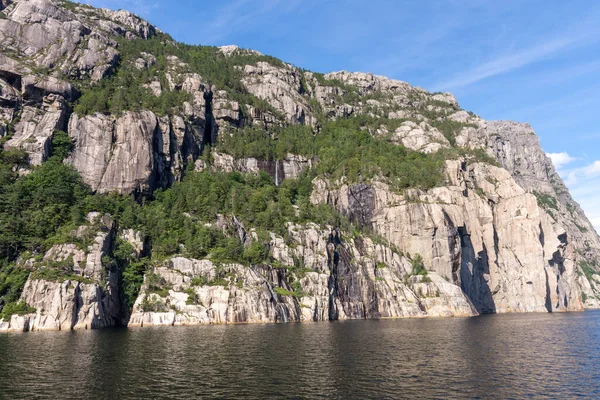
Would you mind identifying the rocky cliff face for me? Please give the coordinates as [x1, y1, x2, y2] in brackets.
[129, 224, 476, 327]
[1, 0, 599, 331]
[0, 213, 124, 332]
[455, 117, 600, 306]
[0, 0, 156, 163]
[310, 161, 582, 314]
[200, 152, 312, 184]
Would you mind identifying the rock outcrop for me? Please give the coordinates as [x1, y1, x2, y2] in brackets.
[129, 224, 476, 327]
[0, 213, 123, 333]
[1, 0, 599, 332]
[0, 0, 142, 82]
[0, 0, 160, 161]
[310, 160, 582, 314]
[387, 120, 450, 153]
[202, 152, 312, 184]
[4, 93, 66, 164]
[456, 119, 600, 306]
[241, 62, 316, 126]
[68, 110, 210, 194]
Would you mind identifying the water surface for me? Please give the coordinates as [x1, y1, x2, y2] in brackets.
[2, 311, 600, 399]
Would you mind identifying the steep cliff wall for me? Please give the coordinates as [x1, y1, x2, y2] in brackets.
[129, 224, 476, 327]
[1, 0, 599, 331]
[310, 161, 582, 314]
[0, 213, 124, 332]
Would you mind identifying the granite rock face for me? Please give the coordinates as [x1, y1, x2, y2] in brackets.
[241, 62, 316, 126]
[4, 93, 66, 165]
[388, 120, 450, 153]
[68, 111, 158, 194]
[1, 0, 600, 331]
[68, 110, 209, 195]
[456, 119, 600, 307]
[0, 0, 153, 78]
[310, 161, 583, 314]
[129, 224, 476, 327]
[0, 0, 158, 160]
[0, 213, 123, 333]
[205, 152, 312, 184]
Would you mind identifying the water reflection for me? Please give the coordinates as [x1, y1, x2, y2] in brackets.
[1, 312, 600, 399]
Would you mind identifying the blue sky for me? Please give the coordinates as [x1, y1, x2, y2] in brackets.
[86, 0, 600, 231]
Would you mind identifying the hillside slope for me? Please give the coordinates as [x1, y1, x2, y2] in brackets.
[0, 0, 599, 331]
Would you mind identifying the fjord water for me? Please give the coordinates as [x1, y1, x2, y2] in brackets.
[1, 312, 600, 399]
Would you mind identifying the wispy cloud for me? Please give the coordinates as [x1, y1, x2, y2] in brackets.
[582, 161, 600, 177]
[547, 152, 577, 170]
[500, 83, 600, 125]
[438, 37, 584, 90]
[208, 0, 252, 31]
[558, 159, 600, 232]
[435, 10, 600, 91]
[200, 0, 304, 44]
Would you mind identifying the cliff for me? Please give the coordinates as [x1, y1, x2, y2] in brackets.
[0, 0, 599, 332]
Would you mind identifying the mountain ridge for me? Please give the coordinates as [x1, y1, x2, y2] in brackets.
[0, 0, 599, 332]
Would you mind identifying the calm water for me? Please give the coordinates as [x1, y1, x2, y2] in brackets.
[1, 312, 600, 399]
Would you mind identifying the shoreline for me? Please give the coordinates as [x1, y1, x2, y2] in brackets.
[2, 308, 594, 334]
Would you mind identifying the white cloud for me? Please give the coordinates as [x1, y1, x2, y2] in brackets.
[582, 160, 600, 176]
[438, 37, 576, 90]
[547, 152, 577, 170]
[435, 12, 600, 91]
[558, 160, 600, 233]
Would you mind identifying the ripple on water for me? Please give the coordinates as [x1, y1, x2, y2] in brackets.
[1, 311, 600, 399]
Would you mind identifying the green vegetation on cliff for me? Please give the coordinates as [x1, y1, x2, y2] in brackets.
[127, 169, 348, 260]
[0, 300, 36, 321]
[217, 117, 497, 192]
[0, 134, 92, 311]
[0, 4, 523, 319]
[0, 136, 89, 262]
[0, 144, 351, 313]
[73, 34, 286, 118]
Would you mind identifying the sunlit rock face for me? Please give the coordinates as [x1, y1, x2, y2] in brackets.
[1, 0, 600, 332]
[311, 161, 583, 314]
[129, 224, 477, 328]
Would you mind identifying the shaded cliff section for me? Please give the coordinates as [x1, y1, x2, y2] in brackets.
[457, 121, 600, 307]
[124, 223, 475, 329]
[67, 109, 212, 196]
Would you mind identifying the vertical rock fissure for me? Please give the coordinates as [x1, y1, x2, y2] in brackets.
[202, 91, 215, 152]
[443, 211, 461, 285]
[544, 267, 553, 312]
[95, 119, 117, 192]
[327, 230, 341, 321]
[347, 184, 375, 229]
[458, 226, 496, 314]
[71, 284, 81, 330]
[274, 280, 290, 323]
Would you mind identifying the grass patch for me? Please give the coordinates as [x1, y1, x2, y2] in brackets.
[0, 301, 36, 321]
[534, 191, 558, 210]
[274, 287, 299, 297]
